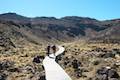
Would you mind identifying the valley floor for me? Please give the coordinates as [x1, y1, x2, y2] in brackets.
[0, 41, 120, 80]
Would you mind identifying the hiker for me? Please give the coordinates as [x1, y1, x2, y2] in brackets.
[46, 45, 51, 57]
[52, 45, 56, 56]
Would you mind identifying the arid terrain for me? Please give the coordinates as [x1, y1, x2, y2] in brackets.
[0, 13, 120, 80]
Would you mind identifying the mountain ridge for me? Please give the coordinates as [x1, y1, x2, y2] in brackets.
[0, 12, 120, 44]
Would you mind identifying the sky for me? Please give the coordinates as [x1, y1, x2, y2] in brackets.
[0, 0, 120, 20]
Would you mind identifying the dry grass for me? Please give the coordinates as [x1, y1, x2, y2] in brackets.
[0, 40, 120, 80]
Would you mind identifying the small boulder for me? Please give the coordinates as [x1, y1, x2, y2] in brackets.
[108, 69, 119, 78]
[33, 56, 44, 63]
[99, 52, 115, 58]
[72, 59, 81, 70]
[95, 67, 120, 80]
[0, 73, 7, 80]
[0, 60, 14, 70]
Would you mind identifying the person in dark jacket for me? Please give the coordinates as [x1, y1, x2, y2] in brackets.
[52, 45, 56, 56]
[47, 45, 51, 57]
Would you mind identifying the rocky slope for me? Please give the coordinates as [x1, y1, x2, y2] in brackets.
[0, 13, 120, 43]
